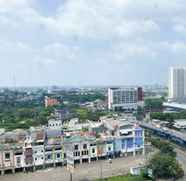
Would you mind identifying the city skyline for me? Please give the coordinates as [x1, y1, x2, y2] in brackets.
[1, 0, 186, 86]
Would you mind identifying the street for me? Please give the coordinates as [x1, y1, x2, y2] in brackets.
[176, 148, 186, 181]
[0, 155, 146, 181]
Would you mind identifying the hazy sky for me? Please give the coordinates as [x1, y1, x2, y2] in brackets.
[0, 0, 186, 87]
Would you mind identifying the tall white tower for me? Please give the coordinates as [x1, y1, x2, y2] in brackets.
[169, 67, 186, 102]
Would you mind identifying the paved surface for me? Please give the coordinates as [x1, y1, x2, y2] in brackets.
[140, 122, 186, 141]
[0, 155, 146, 181]
[176, 148, 186, 181]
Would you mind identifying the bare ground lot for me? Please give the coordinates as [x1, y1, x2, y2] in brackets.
[0, 155, 146, 181]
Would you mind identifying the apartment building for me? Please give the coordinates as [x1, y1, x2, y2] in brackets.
[108, 87, 143, 111]
[169, 67, 186, 102]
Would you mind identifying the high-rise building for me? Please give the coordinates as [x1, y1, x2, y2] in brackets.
[169, 67, 186, 102]
[108, 87, 143, 111]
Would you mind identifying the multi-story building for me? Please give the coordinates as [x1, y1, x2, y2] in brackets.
[48, 119, 62, 130]
[64, 136, 95, 165]
[169, 67, 186, 102]
[114, 123, 144, 156]
[23, 136, 33, 170]
[54, 109, 72, 122]
[0, 145, 15, 175]
[45, 96, 59, 108]
[14, 146, 24, 170]
[108, 87, 143, 111]
[32, 131, 45, 169]
[45, 144, 65, 167]
[0, 119, 145, 175]
[45, 130, 65, 167]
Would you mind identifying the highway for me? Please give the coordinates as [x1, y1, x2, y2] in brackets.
[140, 122, 186, 146]
[140, 121, 186, 180]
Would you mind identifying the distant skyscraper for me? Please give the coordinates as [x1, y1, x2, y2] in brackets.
[169, 67, 186, 102]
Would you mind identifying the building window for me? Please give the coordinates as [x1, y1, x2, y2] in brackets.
[83, 144, 87, 149]
[57, 153, 61, 158]
[47, 154, 51, 160]
[82, 150, 88, 155]
[92, 148, 95, 153]
[74, 145, 79, 150]
[35, 158, 37, 161]
[74, 151, 80, 157]
[17, 157, 21, 164]
[5, 153, 10, 160]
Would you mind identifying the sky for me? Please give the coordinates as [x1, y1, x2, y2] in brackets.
[0, 0, 186, 87]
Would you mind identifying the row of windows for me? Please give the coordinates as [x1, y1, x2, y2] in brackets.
[73, 151, 80, 157]
[34, 153, 66, 161]
[73, 150, 89, 156]
[135, 131, 143, 137]
[74, 144, 87, 150]
[82, 150, 88, 156]
[49, 123, 62, 127]
[34, 150, 44, 154]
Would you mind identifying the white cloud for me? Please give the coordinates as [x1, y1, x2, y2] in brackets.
[0, 0, 186, 85]
[173, 24, 186, 33]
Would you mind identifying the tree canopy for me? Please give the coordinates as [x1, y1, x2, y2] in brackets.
[149, 138, 184, 180]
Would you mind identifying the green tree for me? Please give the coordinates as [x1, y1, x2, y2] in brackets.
[145, 98, 163, 112]
[151, 138, 176, 157]
[149, 153, 184, 180]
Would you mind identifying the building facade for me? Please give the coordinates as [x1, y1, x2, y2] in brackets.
[0, 122, 145, 175]
[169, 67, 186, 102]
[108, 87, 143, 111]
[45, 96, 59, 108]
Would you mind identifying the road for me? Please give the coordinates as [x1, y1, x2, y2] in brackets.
[176, 148, 186, 181]
[0, 155, 146, 181]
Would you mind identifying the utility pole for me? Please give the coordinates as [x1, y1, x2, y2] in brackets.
[70, 171, 72, 181]
[100, 160, 103, 180]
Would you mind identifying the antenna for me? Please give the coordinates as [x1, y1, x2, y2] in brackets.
[12, 74, 16, 90]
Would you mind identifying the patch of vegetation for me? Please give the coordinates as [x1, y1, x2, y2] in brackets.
[95, 175, 151, 181]
[144, 97, 164, 112]
[0, 90, 106, 130]
[148, 138, 184, 180]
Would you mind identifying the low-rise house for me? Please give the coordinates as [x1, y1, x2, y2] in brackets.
[96, 140, 107, 158]
[32, 131, 45, 168]
[134, 127, 145, 155]
[48, 119, 62, 130]
[64, 135, 95, 164]
[53, 144, 65, 166]
[0, 116, 145, 175]
[114, 123, 144, 156]
[0, 144, 15, 175]
[54, 108, 72, 122]
[105, 139, 114, 157]
[14, 146, 24, 170]
[89, 142, 97, 160]
[45, 136, 65, 167]
[23, 136, 33, 170]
